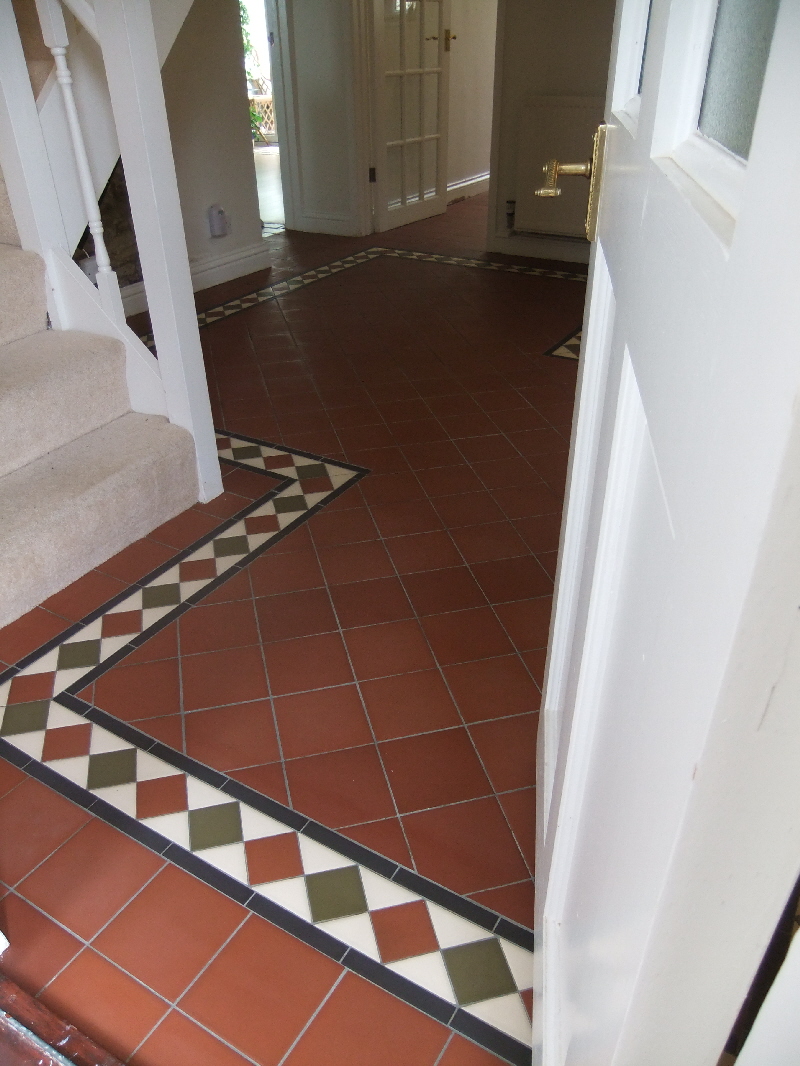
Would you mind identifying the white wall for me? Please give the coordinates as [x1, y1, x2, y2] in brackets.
[446, 0, 498, 197]
[487, 0, 616, 261]
[158, 0, 267, 294]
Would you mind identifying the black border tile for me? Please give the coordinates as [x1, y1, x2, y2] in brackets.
[450, 1008, 532, 1066]
[342, 947, 456, 1025]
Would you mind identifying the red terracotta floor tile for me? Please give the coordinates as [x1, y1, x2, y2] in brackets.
[469, 881, 536, 929]
[369, 499, 444, 538]
[438, 1034, 510, 1066]
[432, 491, 507, 529]
[0, 778, 91, 886]
[18, 819, 164, 940]
[274, 685, 373, 758]
[442, 656, 540, 722]
[182, 646, 269, 711]
[131, 1009, 253, 1066]
[360, 471, 426, 507]
[0, 760, 26, 800]
[470, 557, 552, 603]
[494, 596, 552, 652]
[198, 567, 253, 605]
[317, 540, 395, 584]
[499, 788, 536, 872]
[384, 531, 462, 574]
[522, 647, 547, 688]
[94, 865, 246, 1001]
[148, 509, 221, 550]
[422, 608, 513, 667]
[401, 567, 486, 617]
[41, 570, 129, 623]
[40, 948, 169, 1061]
[285, 745, 395, 827]
[0, 608, 69, 666]
[264, 631, 354, 695]
[228, 763, 289, 805]
[449, 522, 529, 564]
[491, 483, 562, 522]
[372, 899, 439, 963]
[283, 972, 448, 1066]
[0, 894, 83, 996]
[330, 576, 414, 628]
[380, 729, 493, 813]
[359, 669, 461, 740]
[96, 539, 177, 584]
[130, 713, 184, 750]
[457, 435, 519, 464]
[342, 817, 414, 867]
[178, 916, 342, 1065]
[94, 658, 182, 721]
[121, 623, 179, 666]
[344, 619, 435, 680]
[308, 506, 379, 548]
[255, 588, 337, 642]
[178, 600, 260, 655]
[184, 700, 280, 770]
[249, 550, 325, 596]
[402, 796, 530, 895]
[468, 714, 537, 793]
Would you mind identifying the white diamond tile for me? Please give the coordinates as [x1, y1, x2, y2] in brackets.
[141, 811, 191, 848]
[463, 993, 532, 1046]
[19, 650, 58, 674]
[89, 726, 133, 755]
[361, 869, 420, 912]
[387, 952, 456, 1004]
[46, 704, 86, 730]
[45, 754, 89, 786]
[426, 903, 489, 949]
[93, 782, 138, 817]
[186, 777, 230, 810]
[53, 668, 91, 694]
[137, 751, 184, 781]
[196, 842, 249, 881]
[298, 837, 354, 874]
[240, 806, 295, 841]
[499, 938, 534, 991]
[7, 730, 46, 760]
[253, 875, 312, 921]
[318, 913, 380, 960]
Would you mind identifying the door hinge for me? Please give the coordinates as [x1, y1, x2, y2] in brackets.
[368, 167, 376, 183]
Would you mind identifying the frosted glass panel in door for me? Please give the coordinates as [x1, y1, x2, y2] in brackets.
[698, 0, 781, 159]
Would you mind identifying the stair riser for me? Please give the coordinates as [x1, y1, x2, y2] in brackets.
[0, 246, 47, 346]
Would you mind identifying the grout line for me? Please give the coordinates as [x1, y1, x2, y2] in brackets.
[274, 969, 347, 1066]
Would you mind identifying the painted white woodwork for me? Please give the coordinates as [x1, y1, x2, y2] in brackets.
[487, 0, 615, 263]
[445, 0, 496, 199]
[370, 0, 452, 231]
[92, 0, 221, 502]
[736, 921, 800, 1065]
[266, 0, 372, 236]
[538, 0, 800, 1062]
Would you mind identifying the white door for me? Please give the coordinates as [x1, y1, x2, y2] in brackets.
[371, 0, 451, 231]
[537, 0, 800, 1063]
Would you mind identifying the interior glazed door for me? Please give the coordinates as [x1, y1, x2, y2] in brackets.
[537, 0, 800, 1063]
[371, 0, 451, 231]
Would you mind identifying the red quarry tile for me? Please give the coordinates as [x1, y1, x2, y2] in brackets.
[379, 729, 492, 813]
[149, 510, 221, 550]
[343, 817, 414, 867]
[0, 894, 82, 996]
[384, 530, 462, 574]
[416, 468, 495, 507]
[338, 423, 396, 451]
[470, 881, 535, 929]
[256, 588, 337, 642]
[330, 576, 414, 628]
[96, 538, 177, 584]
[347, 445, 410, 474]
[18, 819, 163, 939]
[42, 570, 128, 622]
[264, 631, 354, 695]
[471, 457, 543, 491]
[229, 763, 289, 805]
[8, 671, 54, 704]
[179, 916, 341, 1065]
[182, 646, 269, 711]
[469, 714, 537, 793]
[40, 948, 168, 1061]
[40, 723, 91, 762]
[401, 567, 486, 617]
[132, 1009, 253, 1066]
[494, 597, 552, 651]
[137, 775, 189, 819]
[249, 550, 325, 596]
[285, 745, 395, 827]
[422, 608, 513, 667]
[194, 491, 253, 521]
[470, 557, 552, 603]
[491, 483, 562, 522]
[199, 568, 254, 605]
[0, 608, 68, 666]
[457, 435, 519, 463]
[94, 865, 246, 1001]
[438, 1034, 510, 1066]
[0, 760, 26, 799]
[499, 788, 536, 872]
[283, 971, 448, 1066]
[369, 498, 444, 538]
[360, 669, 460, 740]
[121, 622, 179, 665]
[245, 833, 304, 885]
[401, 440, 465, 469]
[360, 471, 426, 507]
[0, 778, 91, 886]
[449, 522, 529, 564]
[389, 418, 448, 447]
[344, 619, 435, 680]
[275, 685, 372, 758]
[376, 398, 430, 423]
[308, 506, 378, 548]
[443, 655, 540, 722]
[222, 466, 273, 499]
[522, 648, 547, 687]
[317, 540, 395, 585]
[101, 610, 143, 639]
[372, 899, 440, 963]
[402, 796, 530, 894]
[433, 491, 506, 529]
[94, 658, 181, 721]
[131, 713, 184, 749]
[178, 601, 260, 655]
[184, 700, 280, 770]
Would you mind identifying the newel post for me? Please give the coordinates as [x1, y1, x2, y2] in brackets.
[92, 0, 223, 502]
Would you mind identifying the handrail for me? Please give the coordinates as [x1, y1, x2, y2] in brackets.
[60, 0, 99, 41]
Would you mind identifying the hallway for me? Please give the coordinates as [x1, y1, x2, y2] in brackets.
[0, 196, 585, 1066]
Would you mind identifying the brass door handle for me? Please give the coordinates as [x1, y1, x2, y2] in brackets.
[444, 29, 457, 50]
[534, 125, 610, 242]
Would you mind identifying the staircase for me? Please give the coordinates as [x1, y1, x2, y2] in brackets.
[0, 167, 199, 629]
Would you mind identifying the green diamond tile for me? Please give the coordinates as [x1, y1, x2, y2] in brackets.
[442, 939, 517, 1006]
[274, 496, 309, 514]
[189, 802, 243, 851]
[213, 535, 250, 557]
[295, 463, 328, 481]
[142, 584, 182, 609]
[1, 700, 50, 735]
[57, 640, 102, 670]
[232, 445, 262, 460]
[87, 748, 138, 790]
[305, 865, 368, 923]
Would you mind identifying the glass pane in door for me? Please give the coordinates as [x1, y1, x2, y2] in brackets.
[698, 0, 781, 159]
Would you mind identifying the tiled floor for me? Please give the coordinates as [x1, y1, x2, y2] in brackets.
[0, 194, 584, 1065]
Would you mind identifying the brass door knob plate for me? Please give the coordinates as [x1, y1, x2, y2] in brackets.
[533, 125, 610, 242]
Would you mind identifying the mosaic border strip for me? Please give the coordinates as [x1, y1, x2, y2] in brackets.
[0, 433, 534, 1066]
[542, 326, 582, 362]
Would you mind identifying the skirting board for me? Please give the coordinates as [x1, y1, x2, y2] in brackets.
[120, 239, 275, 315]
[486, 230, 590, 264]
[447, 172, 491, 199]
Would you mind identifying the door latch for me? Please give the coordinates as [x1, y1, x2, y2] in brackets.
[534, 124, 610, 241]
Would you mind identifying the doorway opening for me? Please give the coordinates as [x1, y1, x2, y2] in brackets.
[240, 0, 285, 235]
